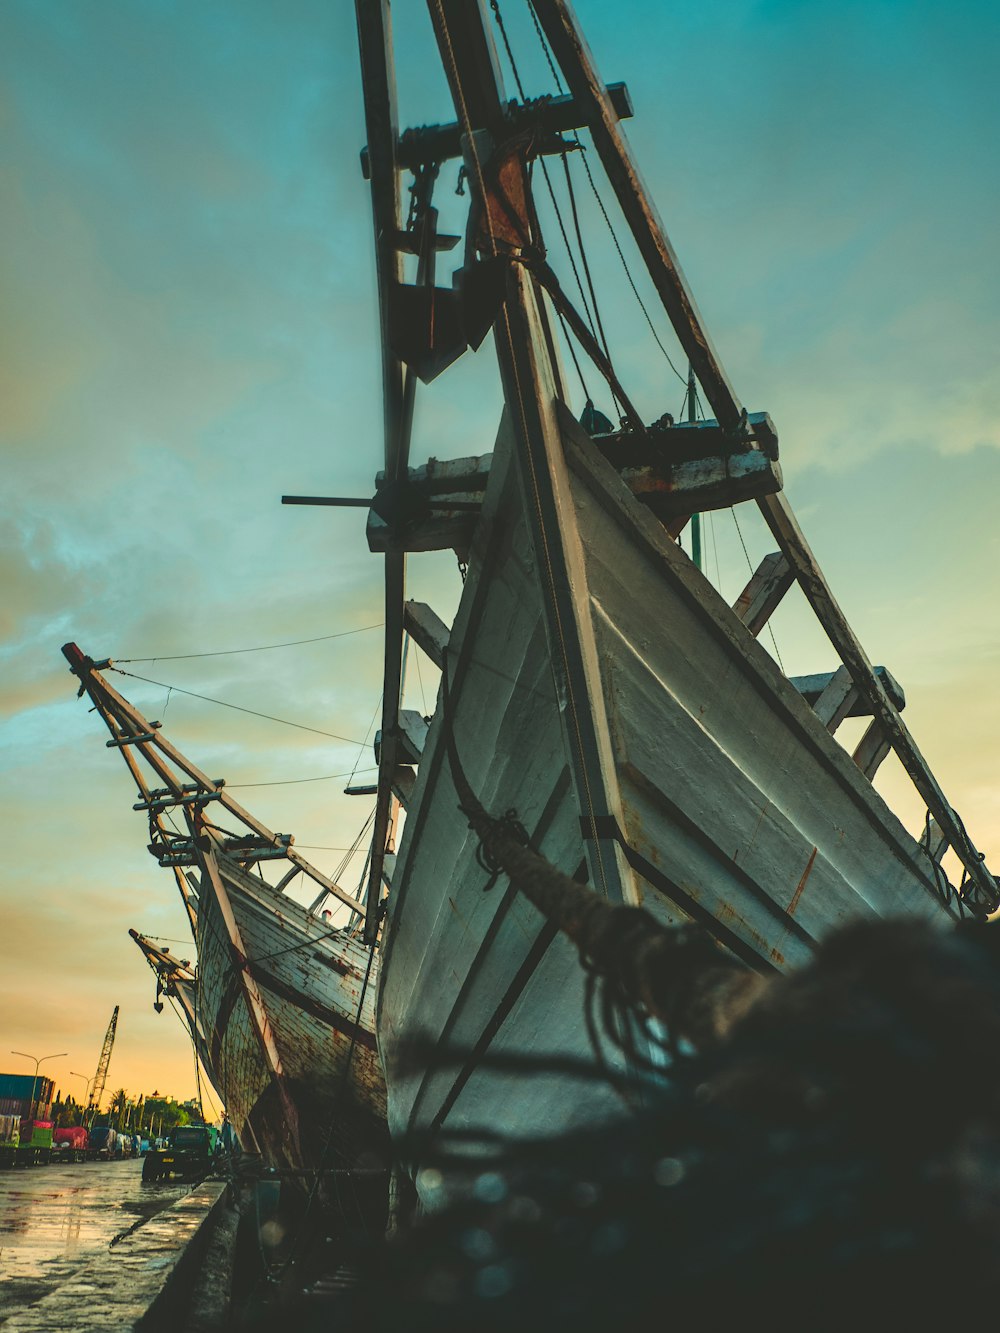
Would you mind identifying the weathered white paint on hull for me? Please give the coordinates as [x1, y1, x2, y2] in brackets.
[377, 409, 955, 1165]
[192, 858, 386, 1171]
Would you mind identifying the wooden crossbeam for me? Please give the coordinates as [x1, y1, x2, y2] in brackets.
[790, 666, 905, 718]
[366, 503, 480, 556]
[620, 448, 781, 520]
[732, 552, 794, 637]
[377, 453, 492, 495]
[362, 82, 633, 177]
[404, 601, 450, 670]
[809, 666, 858, 734]
[852, 720, 891, 779]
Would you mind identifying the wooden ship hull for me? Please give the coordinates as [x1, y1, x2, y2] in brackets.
[377, 387, 961, 1153]
[187, 846, 385, 1170]
[342, 0, 998, 1185]
[130, 930, 221, 1109]
[64, 644, 389, 1177]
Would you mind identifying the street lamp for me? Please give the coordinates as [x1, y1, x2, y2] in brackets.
[11, 1050, 68, 1121]
[70, 1071, 95, 1116]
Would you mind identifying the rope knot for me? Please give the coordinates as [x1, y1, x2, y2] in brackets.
[465, 806, 530, 891]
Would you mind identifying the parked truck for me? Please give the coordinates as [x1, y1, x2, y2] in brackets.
[142, 1124, 219, 1182]
[52, 1126, 89, 1163]
[88, 1125, 117, 1159]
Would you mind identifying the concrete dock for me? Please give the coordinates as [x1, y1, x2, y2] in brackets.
[0, 1160, 225, 1329]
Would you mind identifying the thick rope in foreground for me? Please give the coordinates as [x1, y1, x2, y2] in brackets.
[439, 668, 767, 1053]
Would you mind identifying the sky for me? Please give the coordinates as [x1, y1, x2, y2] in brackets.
[1, 0, 998, 1107]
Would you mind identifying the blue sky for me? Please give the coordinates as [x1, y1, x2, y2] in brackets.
[1, 0, 997, 1100]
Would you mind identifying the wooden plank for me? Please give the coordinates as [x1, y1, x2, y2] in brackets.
[404, 601, 450, 670]
[852, 721, 891, 780]
[593, 412, 778, 465]
[790, 666, 905, 717]
[530, 0, 743, 433]
[620, 448, 782, 518]
[809, 665, 858, 734]
[366, 507, 479, 555]
[732, 552, 793, 637]
[759, 490, 995, 907]
[377, 453, 492, 495]
[398, 710, 429, 764]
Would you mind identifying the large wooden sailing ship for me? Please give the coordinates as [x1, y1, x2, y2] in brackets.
[63, 644, 388, 1174]
[326, 1, 998, 1175]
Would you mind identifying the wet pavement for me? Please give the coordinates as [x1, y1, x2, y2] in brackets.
[0, 1159, 188, 1324]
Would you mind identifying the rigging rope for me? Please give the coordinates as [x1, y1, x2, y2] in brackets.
[116, 622, 383, 664]
[110, 668, 367, 746]
[525, 0, 687, 388]
[226, 766, 378, 790]
[490, 0, 614, 411]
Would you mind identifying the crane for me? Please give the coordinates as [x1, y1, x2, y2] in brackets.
[86, 1005, 119, 1127]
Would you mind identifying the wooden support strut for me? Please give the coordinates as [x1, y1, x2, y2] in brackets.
[528, 0, 996, 910]
[422, 0, 638, 911]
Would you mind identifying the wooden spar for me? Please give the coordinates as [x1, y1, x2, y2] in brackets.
[61, 645, 360, 913]
[425, 0, 637, 908]
[528, 1, 996, 909]
[529, 0, 743, 434]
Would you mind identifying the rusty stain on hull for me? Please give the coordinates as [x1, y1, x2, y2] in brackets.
[787, 846, 819, 917]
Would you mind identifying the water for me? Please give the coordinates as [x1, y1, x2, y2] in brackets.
[0, 1160, 187, 1323]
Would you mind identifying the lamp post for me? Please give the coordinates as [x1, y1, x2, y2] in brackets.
[10, 1050, 68, 1122]
[70, 1071, 95, 1122]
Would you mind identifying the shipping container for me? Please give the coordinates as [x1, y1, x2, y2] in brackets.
[0, 1074, 55, 1102]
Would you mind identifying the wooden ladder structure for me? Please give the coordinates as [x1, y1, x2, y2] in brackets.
[326, 1, 996, 929]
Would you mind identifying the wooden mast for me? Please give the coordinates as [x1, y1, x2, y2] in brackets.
[355, 0, 410, 944]
[528, 0, 996, 911]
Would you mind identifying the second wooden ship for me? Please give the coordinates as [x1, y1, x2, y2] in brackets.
[63, 643, 388, 1176]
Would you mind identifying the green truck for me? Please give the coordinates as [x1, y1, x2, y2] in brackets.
[141, 1123, 219, 1182]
